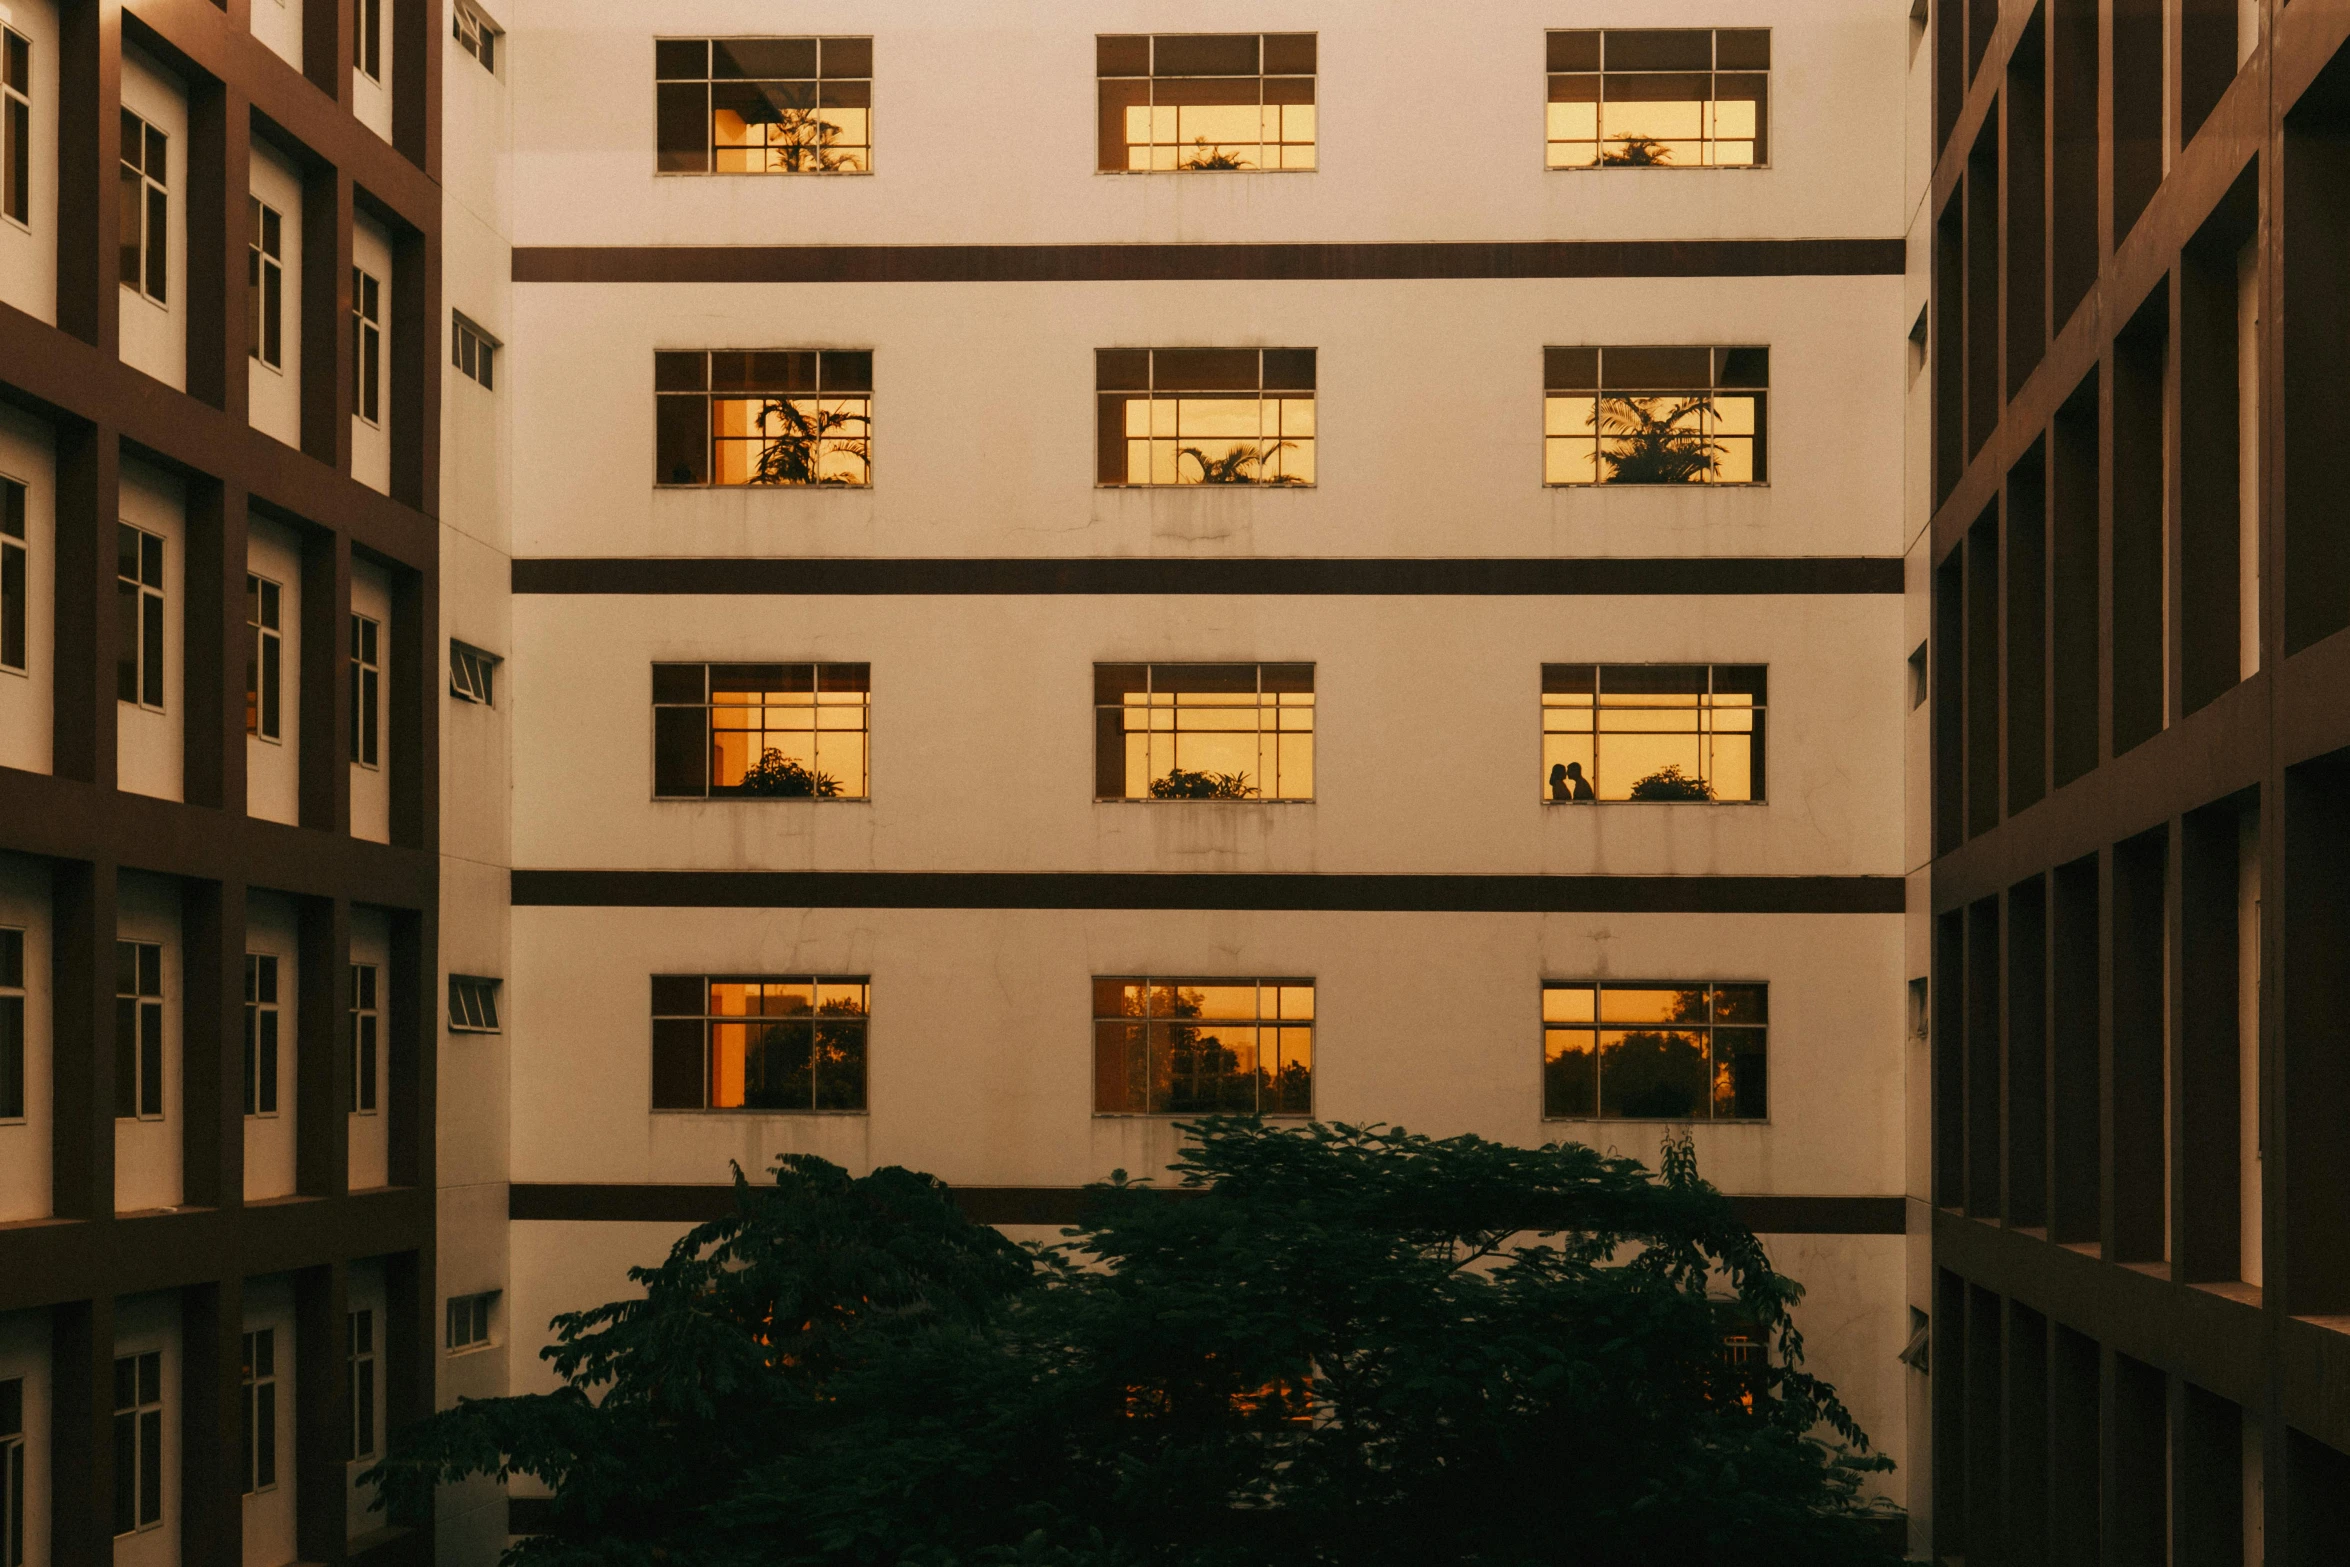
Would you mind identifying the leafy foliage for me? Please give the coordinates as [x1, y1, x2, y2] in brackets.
[366, 1124, 1898, 1567]
[1627, 763, 1717, 801]
[1177, 440, 1303, 485]
[1601, 132, 1673, 166]
[736, 749, 845, 798]
[1148, 767, 1260, 800]
[1176, 137, 1253, 170]
[749, 398, 870, 487]
[1595, 396, 1722, 484]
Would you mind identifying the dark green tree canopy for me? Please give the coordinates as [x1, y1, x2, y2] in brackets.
[367, 1124, 1898, 1567]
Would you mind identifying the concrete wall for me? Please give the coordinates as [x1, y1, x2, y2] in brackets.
[0, 408, 54, 777]
[0, 0, 59, 326]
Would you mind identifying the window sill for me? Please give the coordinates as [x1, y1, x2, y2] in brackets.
[1544, 481, 1770, 490]
[1542, 799, 1765, 807]
[654, 169, 876, 178]
[650, 1108, 869, 1117]
[1096, 797, 1313, 805]
[1096, 483, 1318, 491]
[654, 795, 872, 804]
[1095, 168, 1318, 176]
[652, 483, 874, 491]
[1542, 1116, 1770, 1126]
[1093, 1112, 1312, 1119]
[1544, 163, 1773, 173]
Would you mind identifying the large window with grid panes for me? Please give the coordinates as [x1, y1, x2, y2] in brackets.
[1541, 664, 1765, 803]
[1095, 663, 1313, 801]
[656, 38, 871, 173]
[1097, 347, 1314, 487]
[653, 662, 869, 800]
[1097, 33, 1315, 172]
[1543, 346, 1767, 485]
[1545, 29, 1768, 168]
[1542, 981, 1767, 1121]
[656, 350, 872, 487]
[1094, 977, 1314, 1116]
[651, 975, 870, 1112]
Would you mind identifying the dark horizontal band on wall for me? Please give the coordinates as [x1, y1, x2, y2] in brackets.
[512, 239, 1906, 285]
[508, 1183, 1907, 1235]
[509, 870, 1905, 915]
[511, 556, 1904, 597]
[0, 1186, 434, 1314]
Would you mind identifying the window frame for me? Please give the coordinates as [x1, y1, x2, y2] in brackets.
[238, 1328, 277, 1496]
[651, 661, 872, 802]
[650, 974, 872, 1114]
[116, 523, 165, 711]
[118, 109, 167, 305]
[0, 927, 23, 1124]
[245, 572, 282, 740]
[357, 0, 382, 82]
[1, 1372, 23, 1567]
[1093, 662, 1315, 803]
[653, 36, 874, 177]
[1539, 979, 1769, 1123]
[3, 28, 30, 231]
[248, 196, 284, 370]
[110, 1350, 163, 1536]
[350, 961, 378, 1113]
[114, 939, 163, 1121]
[1095, 346, 1317, 488]
[1542, 344, 1769, 487]
[450, 640, 498, 705]
[351, 266, 382, 425]
[445, 1291, 497, 1353]
[452, 0, 499, 75]
[1095, 32, 1318, 174]
[1, 475, 25, 676]
[345, 1309, 376, 1459]
[1539, 662, 1767, 804]
[242, 953, 279, 1118]
[1091, 975, 1316, 1118]
[349, 611, 380, 768]
[447, 974, 500, 1034]
[653, 349, 875, 488]
[452, 311, 496, 389]
[1543, 28, 1771, 171]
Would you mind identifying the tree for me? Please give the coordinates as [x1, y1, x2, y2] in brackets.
[736, 748, 844, 798]
[366, 1123, 1900, 1567]
[1595, 397, 1722, 484]
[1628, 763, 1716, 801]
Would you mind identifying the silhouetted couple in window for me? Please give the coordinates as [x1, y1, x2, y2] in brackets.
[1549, 762, 1596, 801]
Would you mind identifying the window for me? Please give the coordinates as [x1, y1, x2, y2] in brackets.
[452, 312, 495, 389]
[1, 476, 24, 673]
[450, 641, 497, 705]
[651, 662, 869, 800]
[110, 1351, 162, 1535]
[1545, 29, 1768, 168]
[1097, 33, 1315, 172]
[0, 928, 21, 1122]
[445, 1291, 496, 1352]
[248, 198, 283, 369]
[1543, 346, 1767, 485]
[349, 612, 380, 767]
[350, 962, 377, 1113]
[243, 954, 279, 1117]
[346, 1311, 375, 1458]
[116, 523, 164, 709]
[114, 940, 162, 1120]
[448, 975, 499, 1033]
[1, 1373, 22, 1567]
[651, 975, 870, 1112]
[1094, 663, 1313, 801]
[1096, 347, 1315, 487]
[245, 573, 282, 739]
[1093, 978, 1313, 1116]
[1541, 981, 1767, 1121]
[1541, 664, 1765, 803]
[238, 1329, 275, 1495]
[453, 0, 499, 73]
[351, 267, 381, 425]
[1908, 641, 1930, 709]
[654, 350, 872, 487]
[356, 0, 381, 81]
[655, 37, 871, 174]
[3, 29, 28, 228]
[118, 110, 166, 302]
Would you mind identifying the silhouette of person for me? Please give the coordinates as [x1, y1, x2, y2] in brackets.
[1550, 762, 1597, 801]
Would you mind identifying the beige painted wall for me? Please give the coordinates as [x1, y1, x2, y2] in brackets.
[512, 592, 1903, 877]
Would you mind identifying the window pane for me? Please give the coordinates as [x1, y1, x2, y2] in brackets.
[1715, 1027, 1768, 1119]
[1153, 347, 1260, 390]
[1544, 1027, 1597, 1116]
[819, 36, 872, 76]
[1262, 33, 1315, 74]
[714, 38, 815, 78]
[1603, 29, 1713, 70]
[656, 82, 710, 171]
[1153, 34, 1258, 75]
[651, 1017, 705, 1108]
[655, 396, 709, 485]
[653, 706, 710, 796]
[1599, 1028, 1707, 1118]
